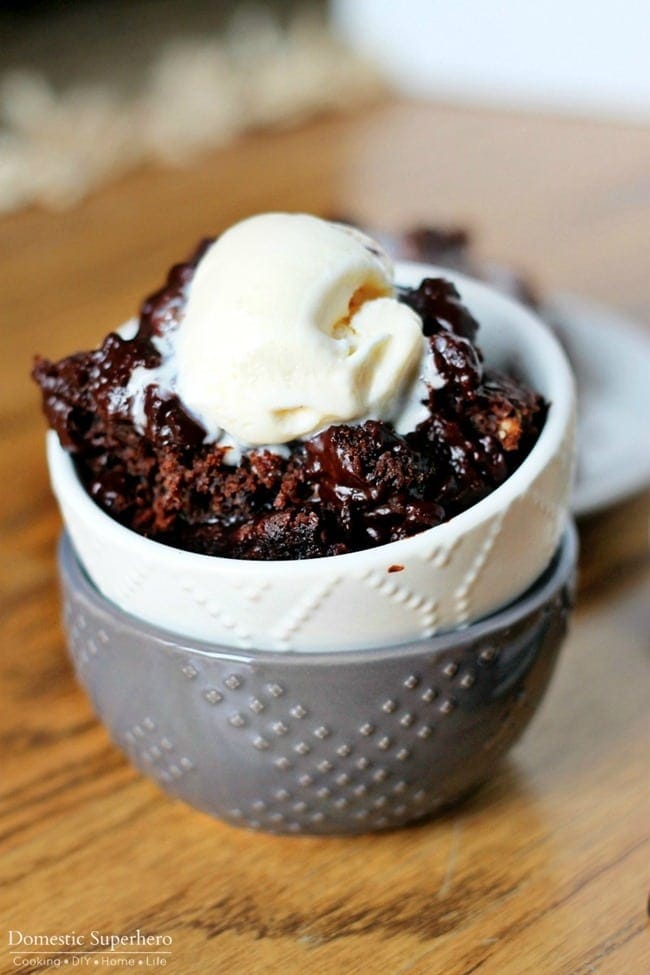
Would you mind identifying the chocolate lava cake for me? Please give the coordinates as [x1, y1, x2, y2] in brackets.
[33, 240, 546, 560]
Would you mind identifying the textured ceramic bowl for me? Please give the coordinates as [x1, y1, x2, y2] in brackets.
[47, 263, 576, 652]
[59, 524, 576, 835]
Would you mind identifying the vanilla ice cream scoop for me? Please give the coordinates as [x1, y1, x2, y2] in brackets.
[174, 213, 425, 445]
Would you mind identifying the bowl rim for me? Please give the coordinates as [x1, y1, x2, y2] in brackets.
[60, 521, 577, 665]
[47, 261, 575, 579]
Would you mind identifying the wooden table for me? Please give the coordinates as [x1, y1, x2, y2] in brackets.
[2, 100, 649, 975]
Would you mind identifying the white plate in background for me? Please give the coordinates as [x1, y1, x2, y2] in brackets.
[544, 293, 650, 516]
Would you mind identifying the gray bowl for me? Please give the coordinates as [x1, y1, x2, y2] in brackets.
[58, 526, 576, 835]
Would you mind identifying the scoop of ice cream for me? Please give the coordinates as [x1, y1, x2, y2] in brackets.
[174, 213, 425, 445]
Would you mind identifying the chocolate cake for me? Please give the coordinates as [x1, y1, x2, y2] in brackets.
[33, 240, 546, 560]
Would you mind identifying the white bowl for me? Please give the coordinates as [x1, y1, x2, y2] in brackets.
[46, 263, 576, 652]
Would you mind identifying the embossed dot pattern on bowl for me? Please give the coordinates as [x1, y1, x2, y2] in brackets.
[58, 528, 576, 835]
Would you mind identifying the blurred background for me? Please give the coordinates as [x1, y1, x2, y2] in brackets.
[334, 0, 650, 121]
[0, 0, 381, 212]
[2, 0, 649, 213]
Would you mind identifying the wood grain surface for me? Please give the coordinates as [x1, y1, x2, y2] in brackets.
[1, 100, 649, 975]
